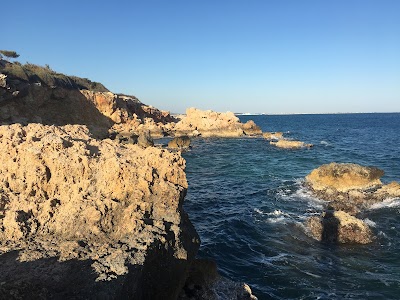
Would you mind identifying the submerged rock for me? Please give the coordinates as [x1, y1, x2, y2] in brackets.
[270, 140, 313, 149]
[179, 259, 257, 300]
[306, 210, 373, 244]
[263, 131, 284, 140]
[168, 136, 191, 149]
[0, 123, 199, 299]
[305, 163, 399, 214]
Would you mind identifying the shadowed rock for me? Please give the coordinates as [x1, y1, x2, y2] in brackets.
[306, 209, 373, 244]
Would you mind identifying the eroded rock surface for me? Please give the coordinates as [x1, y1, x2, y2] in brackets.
[306, 210, 373, 244]
[0, 123, 199, 299]
[0, 62, 175, 138]
[168, 136, 191, 150]
[173, 108, 261, 138]
[305, 163, 400, 214]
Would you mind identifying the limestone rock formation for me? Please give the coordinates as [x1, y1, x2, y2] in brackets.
[270, 140, 313, 149]
[306, 210, 373, 244]
[242, 120, 262, 136]
[0, 123, 199, 299]
[263, 132, 284, 140]
[137, 130, 155, 148]
[168, 136, 191, 150]
[173, 108, 261, 138]
[305, 163, 400, 214]
[0, 62, 175, 138]
[179, 259, 258, 300]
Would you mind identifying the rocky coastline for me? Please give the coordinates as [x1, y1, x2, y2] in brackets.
[0, 60, 257, 299]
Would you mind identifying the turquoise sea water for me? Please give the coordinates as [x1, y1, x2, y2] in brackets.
[182, 113, 400, 300]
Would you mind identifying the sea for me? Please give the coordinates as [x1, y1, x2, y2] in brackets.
[181, 113, 400, 300]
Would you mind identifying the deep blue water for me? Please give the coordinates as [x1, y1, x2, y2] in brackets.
[182, 113, 400, 300]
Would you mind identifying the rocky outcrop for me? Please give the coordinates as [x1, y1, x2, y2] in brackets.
[0, 62, 175, 138]
[172, 108, 261, 138]
[179, 259, 257, 300]
[242, 120, 262, 136]
[270, 140, 313, 149]
[305, 163, 400, 214]
[168, 136, 191, 150]
[0, 123, 199, 299]
[306, 210, 373, 244]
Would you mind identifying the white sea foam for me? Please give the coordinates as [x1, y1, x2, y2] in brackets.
[363, 218, 377, 227]
[370, 198, 400, 209]
[320, 140, 331, 146]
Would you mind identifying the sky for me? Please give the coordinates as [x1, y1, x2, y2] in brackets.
[3, 0, 400, 114]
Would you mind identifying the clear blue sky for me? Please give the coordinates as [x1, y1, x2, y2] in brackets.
[3, 0, 400, 114]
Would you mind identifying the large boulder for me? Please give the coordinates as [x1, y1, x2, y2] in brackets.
[304, 163, 400, 214]
[0, 123, 199, 299]
[306, 210, 373, 244]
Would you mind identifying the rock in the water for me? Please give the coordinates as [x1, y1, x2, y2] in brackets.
[138, 130, 154, 148]
[173, 108, 250, 138]
[0, 123, 199, 299]
[306, 210, 373, 244]
[242, 120, 262, 136]
[270, 140, 313, 149]
[168, 136, 191, 149]
[263, 131, 284, 140]
[179, 259, 257, 300]
[304, 163, 400, 214]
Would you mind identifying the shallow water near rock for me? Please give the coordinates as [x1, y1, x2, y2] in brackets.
[182, 113, 400, 299]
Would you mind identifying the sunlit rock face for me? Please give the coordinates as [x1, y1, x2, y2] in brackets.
[305, 163, 400, 214]
[0, 123, 199, 299]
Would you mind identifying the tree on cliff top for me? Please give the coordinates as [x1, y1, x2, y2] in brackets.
[0, 50, 20, 60]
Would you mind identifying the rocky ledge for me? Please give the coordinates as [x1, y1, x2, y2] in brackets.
[0, 123, 199, 299]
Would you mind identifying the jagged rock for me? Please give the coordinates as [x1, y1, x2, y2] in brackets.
[179, 259, 257, 300]
[242, 120, 262, 136]
[168, 136, 191, 149]
[270, 140, 313, 149]
[0, 123, 199, 299]
[306, 210, 373, 244]
[138, 130, 154, 148]
[0, 62, 176, 138]
[263, 131, 284, 140]
[173, 108, 246, 138]
[304, 163, 400, 214]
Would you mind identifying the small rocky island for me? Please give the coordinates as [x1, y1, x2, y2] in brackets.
[304, 162, 400, 244]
